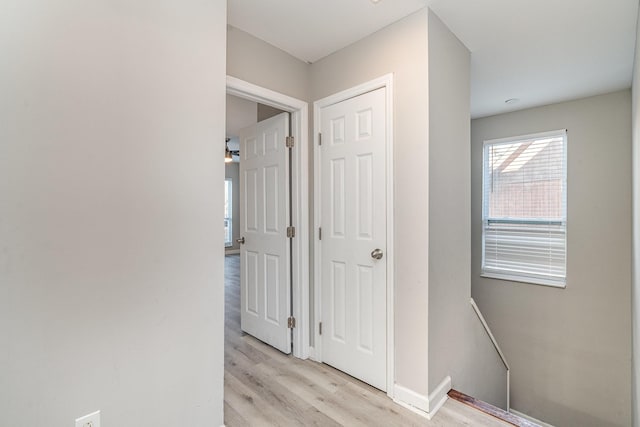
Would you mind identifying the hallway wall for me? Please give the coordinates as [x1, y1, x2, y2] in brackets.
[0, 2, 227, 426]
[310, 8, 430, 398]
[472, 91, 632, 427]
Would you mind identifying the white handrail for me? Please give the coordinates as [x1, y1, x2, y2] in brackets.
[470, 297, 510, 412]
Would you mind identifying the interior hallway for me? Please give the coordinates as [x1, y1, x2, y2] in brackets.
[223, 254, 511, 426]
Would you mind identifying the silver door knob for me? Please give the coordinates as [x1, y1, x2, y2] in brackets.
[236, 237, 245, 245]
[371, 249, 384, 260]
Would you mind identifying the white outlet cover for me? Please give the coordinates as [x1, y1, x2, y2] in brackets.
[75, 410, 100, 427]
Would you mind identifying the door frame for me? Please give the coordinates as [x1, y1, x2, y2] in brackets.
[312, 74, 395, 397]
[227, 76, 310, 359]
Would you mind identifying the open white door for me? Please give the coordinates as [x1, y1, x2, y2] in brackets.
[238, 112, 291, 354]
[319, 87, 387, 390]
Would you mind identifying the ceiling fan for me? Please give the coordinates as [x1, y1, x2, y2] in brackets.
[225, 138, 240, 163]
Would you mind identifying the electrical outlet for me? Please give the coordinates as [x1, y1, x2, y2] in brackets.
[75, 410, 100, 427]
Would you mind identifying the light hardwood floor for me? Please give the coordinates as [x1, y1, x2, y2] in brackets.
[224, 254, 510, 426]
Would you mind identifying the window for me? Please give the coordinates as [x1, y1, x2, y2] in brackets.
[224, 179, 233, 247]
[482, 129, 567, 287]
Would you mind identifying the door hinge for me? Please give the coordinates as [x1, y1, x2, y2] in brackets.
[287, 317, 296, 329]
[318, 133, 322, 146]
[286, 135, 294, 148]
[287, 226, 296, 238]
[318, 227, 322, 240]
[319, 322, 322, 335]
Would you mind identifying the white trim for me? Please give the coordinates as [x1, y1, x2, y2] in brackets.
[393, 385, 430, 418]
[393, 376, 451, 420]
[312, 74, 395, 395]
[481, 128, 568, 289]
[427, 376, 452, 415]
[481, 272, 566, 289]
[510, 409, 556, 427]
[483, 128, 568, 147]
[226, 76, 310, 360]
[225, 249, 240, 255]
[469, 299, 509, 371]
[470, 297, 510, 411]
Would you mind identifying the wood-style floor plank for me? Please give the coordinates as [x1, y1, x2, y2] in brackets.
[224, 254, 512, 426]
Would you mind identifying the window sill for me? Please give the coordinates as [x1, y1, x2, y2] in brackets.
[480, 272, 566, 289]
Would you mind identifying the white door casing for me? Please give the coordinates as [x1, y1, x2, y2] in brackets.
[239, 112, 291, 354]
[318, 87, 388, 391]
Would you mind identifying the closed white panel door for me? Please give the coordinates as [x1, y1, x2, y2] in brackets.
[320, 88, 387, 390]
[239, 112, 291, 354]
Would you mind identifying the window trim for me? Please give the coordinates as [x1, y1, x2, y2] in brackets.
[224, 178, 233, 248]
[481, 129, 568, 288]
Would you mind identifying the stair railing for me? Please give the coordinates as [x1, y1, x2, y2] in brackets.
[470, 297, 510, 412]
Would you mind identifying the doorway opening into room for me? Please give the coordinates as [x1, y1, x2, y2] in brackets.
[224, 76, 310, 359]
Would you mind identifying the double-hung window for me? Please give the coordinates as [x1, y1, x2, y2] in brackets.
[482, 130, 567, 287]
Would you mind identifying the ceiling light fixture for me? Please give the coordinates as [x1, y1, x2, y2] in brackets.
[225, 138, 233, 163]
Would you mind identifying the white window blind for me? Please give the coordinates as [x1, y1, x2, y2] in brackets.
[482, 130, 567, 287]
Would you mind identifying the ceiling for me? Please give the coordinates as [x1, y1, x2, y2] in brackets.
[228, 0, 639, 118]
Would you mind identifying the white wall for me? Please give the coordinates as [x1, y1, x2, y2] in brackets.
[0, 2, 227, 426]
[471, 91, 632, 427]
[311, 9, 431, 397]
[632, 3, 640, 425]
[426, 10, 507, 409]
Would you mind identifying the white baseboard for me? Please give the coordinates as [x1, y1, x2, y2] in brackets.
[225, 249, 240, 255]
[510, 409, 555, 427]
[393, 376, 451, 420]
[308, 346, 316, 361]
[394, 384, 430, 414]
[393, 386, 432, 419]
[427, 376, 451, 416]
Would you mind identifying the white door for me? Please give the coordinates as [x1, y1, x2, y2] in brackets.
[319, 87, 387, 390]
[239, 112, 291, 354]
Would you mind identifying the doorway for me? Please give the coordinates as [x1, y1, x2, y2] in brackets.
[225, 76, 310, 359]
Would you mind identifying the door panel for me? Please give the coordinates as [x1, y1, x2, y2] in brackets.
[320, 88, 387, 390]
[239, 112, 291, 354]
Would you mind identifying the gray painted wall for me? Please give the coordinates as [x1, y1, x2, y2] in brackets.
[226, 94, 258, 138]
[229, 10, 432, 394]
[426, 10, 507, 409]
[471, 91, 632, 427]
[228, 14, 432, 388]
[0, 2, 226, 426]
[226, 25, 317, 344]
[228, 8, 506, 408]
[311, 9, 431, 396]
[258, 103, 286, 122]
[227, 26, 310, 102]
[632, 4, 640, 426]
